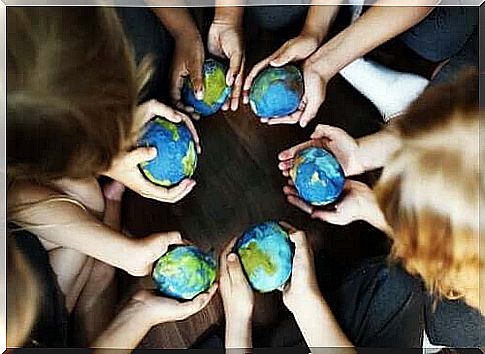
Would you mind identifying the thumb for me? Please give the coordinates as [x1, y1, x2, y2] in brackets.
[270, 47, 295, 67]
[145, 231, 183, 260]
[131, 146, 157, 165]
[227, 253, 246, 284]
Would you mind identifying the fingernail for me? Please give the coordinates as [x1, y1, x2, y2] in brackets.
[196, 91, 204, 100]
[150, 148, 158, 157]
[227, 253, 237, 262]
[227, 75, 234, 86]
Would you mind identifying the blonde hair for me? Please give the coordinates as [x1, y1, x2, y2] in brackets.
[376, 69, 482, 309]
[7, 235, 39, 348]
[7, 7, 150, 182]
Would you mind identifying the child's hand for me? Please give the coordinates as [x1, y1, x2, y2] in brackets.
[243, 33, 319, 111]
[279, 227, 321, 314]
[103, 100, 200, 203]
[170, 33, 205, 120]
[278, 124, 364, 178]
[126, 231, 184, 277]
[208, 20, 245, 112]
[131, 285, 218, 326]
[219, 237, 254, 322]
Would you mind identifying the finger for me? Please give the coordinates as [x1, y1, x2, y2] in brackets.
[227, 51, 243, 87]
[299, 97, 321, 128]
[179, 114, 201, 154]
[146, 231, 183, 259]
[266, 114, 301, 126]
[310, 124, 345, 140]
[243, 58, 271, 104]
[283, 185, 299, 197]
[182, 282, 218, 315]
[287, 230, 311, 261]
[230, 57, 245, 111]
[221, 237, 238, 260]
[278, 159, 294, 171]
[269, 46, 295, 67]
[278, 140, 314, 161]
[142, 178, 196, 203]
[287, 178, 295, 186]
[170, 72, 186, 104]
[226, 253, 247, 285]
[149, 100, 183, 124]
[222, 100, 230, 111]
[287, 195, 313, 214]
[278, 221, 298, 234]
[189, 59, 205, 100]
[191, 112, 201, 121]
[130, 146, 158, 165]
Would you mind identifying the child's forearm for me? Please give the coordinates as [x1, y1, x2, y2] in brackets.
[214, 1, 244, 27]
[302, 1, 342, 44]
[92, 300, 152, 352]
[8, 182, 139, 273]
[292, 295, 355, 351]
[225, 315, 252, 352]
[308, 4, 434, 80]
[150, 7, 201, 41]
[356, 128, 402, 172]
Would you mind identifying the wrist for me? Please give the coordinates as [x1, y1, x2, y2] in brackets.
[300, 24, 326, 46]
[289, 291, 327, 319]
[213, 7, 243, 28]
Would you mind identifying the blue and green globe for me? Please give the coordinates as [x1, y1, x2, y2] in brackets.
[182, 59, 231, 117]
[236, 222, 294, 293]
[138, 117, 197, 187]
[249, 65, 304, 118]
[152, 245, 217, 300]
[290, 147, 345, 206]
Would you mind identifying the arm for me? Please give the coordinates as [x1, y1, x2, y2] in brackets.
[92, 287, 217, 353]
[355, 127, 402, 172]
[150, 7, 200, 41]
[308, 3, 435, 79]
[302, 1, 342, 45]
[281, 228, 355, 351]
[219, 238, 254, 352]
[291, 295, 354, 350]
[8, 181, 181, 276]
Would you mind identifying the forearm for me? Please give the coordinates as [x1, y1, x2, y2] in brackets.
[309, 4, 434, 78]
[356, 128, 402, 171]
[150, 6, 201, 40]
[9, 186, 137, 271]
[291, 295, 354, 351]
[302, 1, 342, 43]
[225, 315, 252, 352]
[92, 301, 152, 352]
[214, 1, 244, 27]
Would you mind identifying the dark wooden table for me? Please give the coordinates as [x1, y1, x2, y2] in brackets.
[120, 13, 389, 348]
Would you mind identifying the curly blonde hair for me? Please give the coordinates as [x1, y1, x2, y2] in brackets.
[376, 69, 482, 309]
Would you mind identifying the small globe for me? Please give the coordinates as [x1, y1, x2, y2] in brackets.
[290, 147, 345, 206]
[152, 245, 217, 300]
[249, 65, 304, 118]
[181, 59, 231, 117]
[236, 221, 294, 293]
[138, 117, 197, 187]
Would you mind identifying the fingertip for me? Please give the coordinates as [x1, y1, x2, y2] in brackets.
[227, 253, 237, 262]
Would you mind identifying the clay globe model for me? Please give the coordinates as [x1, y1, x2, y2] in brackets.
[152, 245, 217, 300]
[290, 147, 345, 206]
[249, 64, 304, 118]
[181, 58, 231, 117]
[138, 117, 197, 187]
[235, 221, 294, 293]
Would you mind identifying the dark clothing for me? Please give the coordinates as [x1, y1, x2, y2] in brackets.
[11, 228, 69, 347]
[317, 255, 485, 348]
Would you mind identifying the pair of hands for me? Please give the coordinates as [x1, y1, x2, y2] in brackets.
[126, 223, 321, 330]
[219, 223, 322, 324]
[171, 18, 330, 128]
[103, 99, 200, 204]
[170, 20, 245, 120]
[278, 124, 382, 226]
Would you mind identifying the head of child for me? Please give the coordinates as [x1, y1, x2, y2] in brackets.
[7, 7, 148, 184]
[375, 69, 482, 311]
[6, 7, 148, 347]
